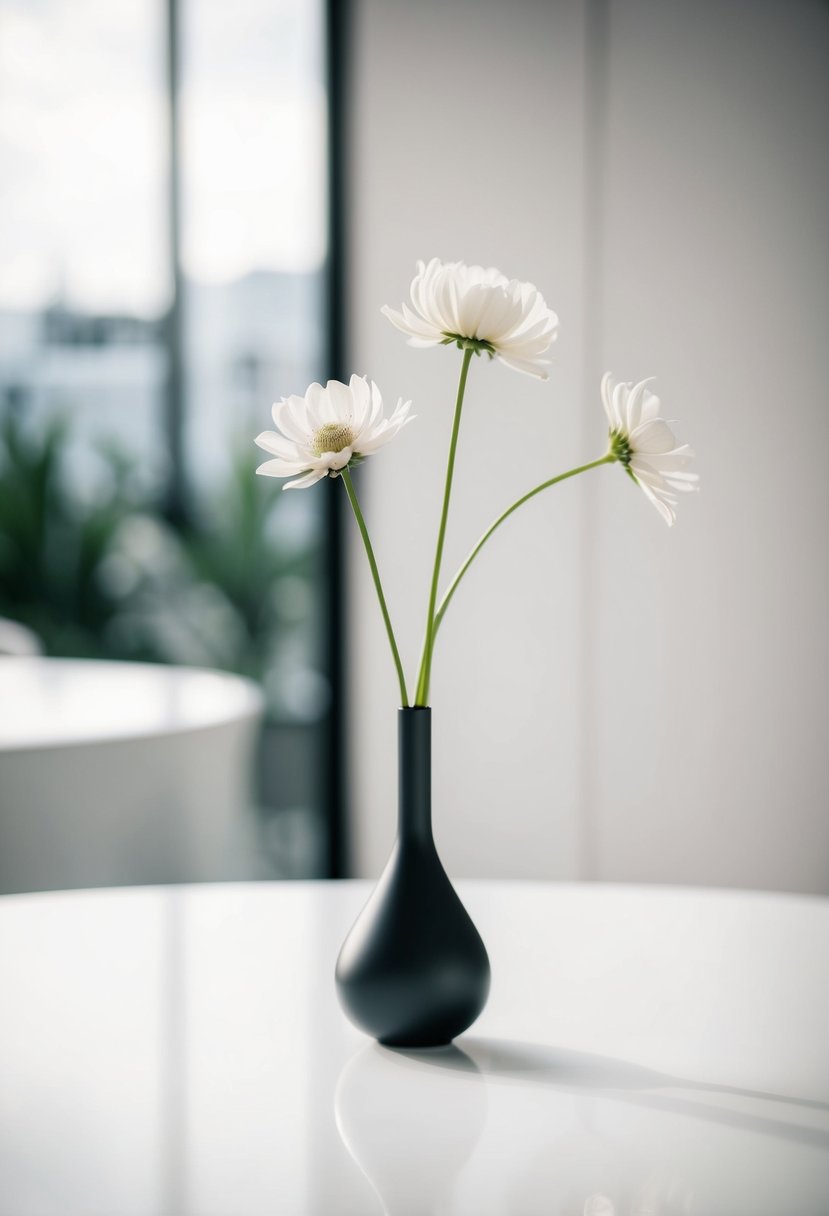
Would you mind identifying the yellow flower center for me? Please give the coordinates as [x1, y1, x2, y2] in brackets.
[312, 422, 355, 456]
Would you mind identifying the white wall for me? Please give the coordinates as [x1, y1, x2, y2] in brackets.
[344, 0, 829, 894]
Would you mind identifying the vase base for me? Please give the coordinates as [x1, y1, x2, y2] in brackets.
[379, 1036, 454, 1050]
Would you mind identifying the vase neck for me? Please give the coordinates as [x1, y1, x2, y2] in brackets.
[398, 707, 432, 843]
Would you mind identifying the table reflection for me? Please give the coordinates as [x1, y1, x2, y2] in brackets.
[333, 1035, 829, 1216]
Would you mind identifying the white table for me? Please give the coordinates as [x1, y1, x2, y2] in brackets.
[0, 659, 263, 893]
[0, 881, 827, 1216]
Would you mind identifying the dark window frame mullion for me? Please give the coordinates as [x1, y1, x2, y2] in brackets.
[323, 0, 350, 878]
[163, 0, 186, 524]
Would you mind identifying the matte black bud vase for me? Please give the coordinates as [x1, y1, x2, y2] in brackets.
[335, 707, 490, 1047]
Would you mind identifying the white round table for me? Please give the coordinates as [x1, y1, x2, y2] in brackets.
[0, 880, 827, 1215]
[0, 658, 263, 893]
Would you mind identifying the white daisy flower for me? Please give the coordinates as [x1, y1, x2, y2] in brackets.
[381, 257, 559, 379]
[602, 373, 698, 527]
[255, 375, 413, 490]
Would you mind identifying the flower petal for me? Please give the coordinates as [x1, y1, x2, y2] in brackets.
[383, 257, 557, 376]
[605, 374, 697, 524]
[256, 456, 311, 478]
[283, 469, 328, 491]
[255, 430, 302, 461]
[272, 397, 312, 445]
[630, 418, 680, 454]
[255, 374, 412, 483]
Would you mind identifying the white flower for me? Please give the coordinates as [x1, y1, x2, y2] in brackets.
[381, 257, 559, 379]
[601, 373, 698, 527]
[255, 375, 413, 490]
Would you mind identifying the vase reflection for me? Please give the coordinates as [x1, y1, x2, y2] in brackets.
[581, 1174, 695, 1216]
[334, 1042, 488, 1215]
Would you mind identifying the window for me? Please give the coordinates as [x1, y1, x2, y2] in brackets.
[0, 0, 337, 877]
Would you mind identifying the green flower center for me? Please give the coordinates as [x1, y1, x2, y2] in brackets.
[312, 422, 355, 456]
[440, 333, 496, 358]
[609, 429, 634, 467]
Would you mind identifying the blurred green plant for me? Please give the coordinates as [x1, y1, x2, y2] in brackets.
[178, 436, 319, 681]
[0, 411, 324, 720]
[0, 412, 141, 656]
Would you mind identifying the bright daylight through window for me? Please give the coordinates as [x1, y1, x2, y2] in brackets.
[0, 0, 333, 877]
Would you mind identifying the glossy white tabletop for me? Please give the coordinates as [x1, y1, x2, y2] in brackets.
[0, 881, 827, 1215]
[0, 658, 263, 751]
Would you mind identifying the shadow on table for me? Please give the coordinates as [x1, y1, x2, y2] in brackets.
[398, 1037, 829, 1151]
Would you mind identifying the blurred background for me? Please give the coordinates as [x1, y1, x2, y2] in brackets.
[1, 0, 827, 895]
[0, 0, 338, 885]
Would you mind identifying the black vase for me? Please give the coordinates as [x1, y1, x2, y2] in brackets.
[335, 707, 491, 1047]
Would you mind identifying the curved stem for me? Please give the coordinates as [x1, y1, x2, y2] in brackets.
[341, 466, 409, 706]
[414, 346, 474, 706]
[433, 454, 616, 639]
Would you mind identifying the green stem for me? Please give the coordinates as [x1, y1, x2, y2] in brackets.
[341, 466, 409, 707]
[414, 346, 475, 706]
[433, 454, 616, 639]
